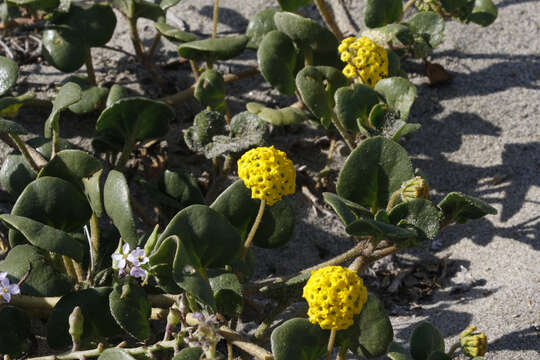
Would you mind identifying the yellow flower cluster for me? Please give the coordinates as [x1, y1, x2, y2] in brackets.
[338, 36, 388, 87]
[237, 146, 296, 206]
[400, 176, 430, 201]
[302, 266, 368, 330]
[460, 326, 488, 358]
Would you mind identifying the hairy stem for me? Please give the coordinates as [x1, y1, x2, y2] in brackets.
[7, 133, 40, 171]
[446, 342, 461, 357]
[386, 189, 402, 213]
[331, 112, 355, 151]
[241, 199, 266, 260]
[313, 0, 344, 40]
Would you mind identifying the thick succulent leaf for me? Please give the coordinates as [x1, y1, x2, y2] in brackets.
[98, 349, 137, 360]
[364, 0, 403, 28]
[409, 322, 445, 360]
[246, 8, 279, 49]
[42, 29, 87, 73]
[63, 76, 108, 114]
[277, 0, 312, 11]
[0, 56, 18, 96]
[271, 318, 328, 360]
[44, 81, 82, 138]
[38, 149, 102, 190]
[0, 306, 31, 356]
[345, 294, 394, 358]
[0, 214, 85, 262]
[246, 102, 308, 125]
[0, 92, 35, 118]
[0, 154, 37, 197]
[274, 12, 338, 51]
[109, 283, 151, 341]
[208, 269, 243, 317]
[296, 66, 347, 128]
[374, 77, 417, 122]
[334, 83, 380, 132]
[346, 217, 417, 243]
[160, 168, 205, 208]
[337, 137, 414, 211]
[178, 35, 248, 62]
[258, 30, 297, 95]
[104, 170, 137, 247]
[0, 244, 74, 296]
[387, 342, 413, 360]
[388, 199, 440, 242]
[96, 97, 174, 144]
[406, 12, 445, 48]
[47, 287, 122, 349]
[211, 179, 295, 248]
[155, 22, 200, 45]
[9, 176, 92, 246]
[438, 192, 496, 224]
[469, 0, 498, 26]
[82, 169, 104, 217]
[194, 69, 225, 108]
[322, 192, 373, 224]
[28, 137, 75, 160]
[106, 84, 130, 107]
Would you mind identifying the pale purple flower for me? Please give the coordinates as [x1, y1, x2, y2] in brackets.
[111, 243, 131, 270]
[129, 266, 147, 279]
[127, 247, 149, 267]
[0, 272, 20, 303]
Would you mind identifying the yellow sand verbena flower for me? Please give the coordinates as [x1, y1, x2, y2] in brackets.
[237, 146, 296, 206]
[338, 36, 388, 87]
[302, 266, 368, 330]
[400, 176, 429, 201]
[460, 326, 488, 358]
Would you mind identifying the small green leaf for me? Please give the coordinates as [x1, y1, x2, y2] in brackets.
[155, 22, 200, 46]
[0, 92, 35, 118]
[183, 110, 227, 158]
[0, 118, 27, 134]
[469, 0, 498, 26]
[438, 192, 496, 224]
[160, 168, 205, 208]
[178, 35, 248, 62]
[246, 102, 308, 125]
[334, 83, 380, 132]
[38, 149, 102, 190]
[0, 154, 37, 197]
[42, 29, 87, 73]
[106, 84, 130, 107]
[246, 8, 279, 49]
[0, 56, 18, 96]
[194, 69, 226, 108]
[387, 342, 413, 360]
[322, 192, 358, 226]
[271, 318, 328, 360]
[346, 218, 417, 242]
[406, 12, 445, 48]
[44, 81, 82, 138]
[364, 0, 403, 28]
[388, 199, 440, 242]
[109, 283, 151, 341]
[82, 169, 104, 217]
[104, 170, 137, 247]
[208, 270, 243, 317]
[374, 77, 417, 121]
[277, 0, 312, 12]
[0, 306, 31, 356]
[63, 76, 108, 115]
[409, 322, 445, 360]
[274, 12, 338, 51]
[98, 349, 137, 360]
[258, 30, 297, 96]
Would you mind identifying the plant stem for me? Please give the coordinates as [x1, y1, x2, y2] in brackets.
[212, 0, 220, 38]
[446, 342, 461, 357]
[313, 0, 344, 40]
[241, 199, 266, 260]
[7, 133, 40, 171]
[217, 326, 273, 360]
[62, 256, 78, 282]
[330, 112, 355, 151]
[227, 341, 233, 360]
[399, 0, 417, 21]
[254, 300, 289, 340]
[73, 261, 85, 283]
[85, 47, 97, 86]
[337, 345, 348, 360]
[128, 18, 146, 59]
[326, 329, 337, 360]
[88, 213, 100, 277]
[148, 33, 161, 59]
[190, 60, 201, 80]
[386, 189, 401, 213]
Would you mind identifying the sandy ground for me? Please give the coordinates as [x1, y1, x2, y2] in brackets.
[1, 0, 538, 359]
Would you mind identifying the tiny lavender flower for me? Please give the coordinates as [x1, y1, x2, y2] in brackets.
[127, 247, 149, 266]
[111, 244, 149, 279]
[111, 243, 131, 271]
[129, 266, 147, 279]
[0, 272, 20, 303]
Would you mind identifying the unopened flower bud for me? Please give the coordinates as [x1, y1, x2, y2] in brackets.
[460, 326, 488, 358]
[400, 176, 429, 202]
[167, 308, 182, 328]
[68, 306, 84, 342]
[186, 312, 204, 326]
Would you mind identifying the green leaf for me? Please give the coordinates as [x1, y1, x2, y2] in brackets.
[271, 318, 328, 360]
[82, 169, 104, 217]
[296, 66, 347, 128]
[0, 306, 31, 356]
[228, 111, 269, 148]
[346, 294, 393, 358]
[159, 0, 181, 10]
[0, 56, 18, 96]
[155, 22, 200, 46]
[38, 149, 102, 190]
[409, 322, 445, 360]
[109, 283, 151, 341]
[392, 122, 421, 142]
[469, 0, 498, 26]
[0, 214, 86, 262]
[44, 81, 82, 138]
[211, 180, 295, 248]
[63, 76, 108, 115]
[427, 351, 451, 360]
[9, 176, 92, 247]
[98, 349, 137, 360]
[388, 199, 440, 242]
[183, 110, 227, 157]
[337, 137, 414, 211]
[258, 30, 297, 96]
[47, 287, 122, 349]
[160, 168, 205, 208]
[246, 8, 279, 49]
[0, 118, 27, 135]
[277, 0, 312, 12]
[194, 69, 226, 108]
[0, 244, 73, 296]
[346, 218, 417, 242]
[208, 270, 243, 317]
[6, 0, 59, 11]
[246, 102, 308, 125]
[178, 35, 248, 62]
[406, 12, 445, 48]
[322, 192, 358, 226]
[42, 29, 87, 73]
[334, 83, 380, 132]
[104, 170, 137, 247]
[374, 77, 417, 122]
[28, 137, 75, 160]
[0, 154, 37, 197]
[438, 192, 496, 224]
[0, 92, 35, 118]
[387, 342, 413, 360]
[274, 11, 338, 51]
[172, 348, 204, 360]
[96, 97, 174, 145]
[106, 84, 130, 107]
[364, 0, 403, 28]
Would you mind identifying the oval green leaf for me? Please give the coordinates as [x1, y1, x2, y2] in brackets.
[258, 30, 297, 96]
[274, 12, 338, 51]
[409, 322, 445, 360]
[104, 170, 137, 247]
[334, 83, 380, 132]
[0, 154, 37, 197]
[374, 77, 417, 122]
[178, 35, 248, 62]
[0, 56, 18, 96]
[364, 0, 403, 28]
[109, 283, 151, 341]
[388, 199, 440, 242]
[246, 8, 279, 48]
[271, 318, 328, 360]
[42, 29, 86, 73]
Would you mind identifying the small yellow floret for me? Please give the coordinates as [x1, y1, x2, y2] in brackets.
[237, 146, 296, 206]
[337, 36, 389, 87]
[342, 64, 357, 79]
[302, 266, 368, 330]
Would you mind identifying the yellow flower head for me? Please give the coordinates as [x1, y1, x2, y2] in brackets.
[237, 146, 296, 206]
[460, 326, 488, 358]
[400, 176, 429, 202]
[338, 36, 388, 87]
[302, 266, 368, 330]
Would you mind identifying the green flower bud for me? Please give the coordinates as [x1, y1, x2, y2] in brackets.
[400, 176, 429, 201]
[167, 308, 182, 328]
[68, 306, 84, 342]
[460, 326, 488, 358]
